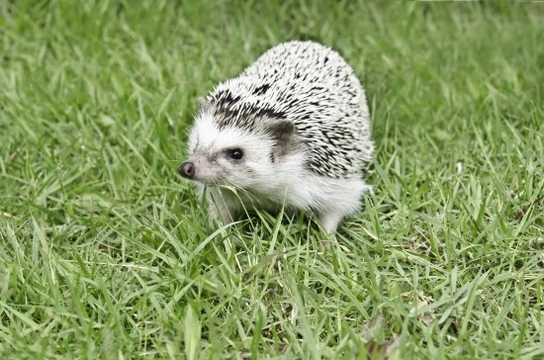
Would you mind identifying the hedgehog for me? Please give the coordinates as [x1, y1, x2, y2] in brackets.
[178, 40, 374, 234]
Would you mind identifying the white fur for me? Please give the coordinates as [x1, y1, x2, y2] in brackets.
[196, 165, 371, 234]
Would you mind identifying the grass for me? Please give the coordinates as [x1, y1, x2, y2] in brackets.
[0, 0, 543, 358]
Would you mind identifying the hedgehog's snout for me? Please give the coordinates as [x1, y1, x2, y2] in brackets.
[178, 161, 195, 179]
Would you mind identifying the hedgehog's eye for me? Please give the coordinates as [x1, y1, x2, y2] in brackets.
[226, 148, 244, 160]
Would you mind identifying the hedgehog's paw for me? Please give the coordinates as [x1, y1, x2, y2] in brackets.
[316, 212, 340, 248]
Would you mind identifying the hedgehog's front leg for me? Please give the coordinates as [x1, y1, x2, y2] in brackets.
[318, 210, 344, 235]
[199, 185, 243, 226]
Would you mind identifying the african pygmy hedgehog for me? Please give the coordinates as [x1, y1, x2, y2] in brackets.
[178, 40, 374, 234]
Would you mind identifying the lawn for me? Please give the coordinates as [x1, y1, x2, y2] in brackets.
[0, 0, 543, 358]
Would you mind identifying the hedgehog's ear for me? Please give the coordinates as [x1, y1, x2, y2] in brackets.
[267, 120, 295, 159]
[198, 97, 212, 113]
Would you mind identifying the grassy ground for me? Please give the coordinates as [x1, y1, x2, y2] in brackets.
[1, 0, 543, 358]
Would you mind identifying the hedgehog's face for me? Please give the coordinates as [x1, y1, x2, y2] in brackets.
[178, 112, 294, 191]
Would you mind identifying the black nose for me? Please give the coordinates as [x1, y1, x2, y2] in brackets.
[178, 161, 195, 179]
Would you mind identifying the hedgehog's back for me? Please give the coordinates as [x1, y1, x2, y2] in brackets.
[209, 41, 373, 178]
